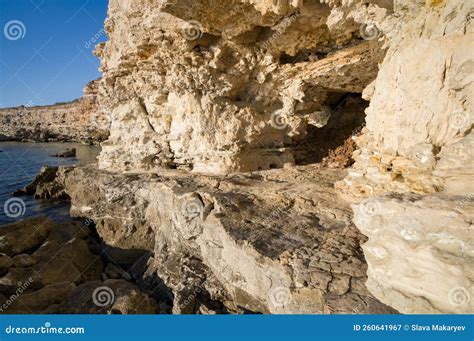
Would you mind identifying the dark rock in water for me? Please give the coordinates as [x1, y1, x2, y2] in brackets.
[13, 166, 72, 200]
[13, 166, 59, 196]
[51, 148, 76, 158]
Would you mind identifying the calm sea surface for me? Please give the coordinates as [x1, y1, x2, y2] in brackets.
[0, 142, 100, 226]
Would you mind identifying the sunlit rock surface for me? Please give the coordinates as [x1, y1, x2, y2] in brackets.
[338, 0, 474, 314]
[96, 0, 388, 174]
[0, 80, 109, 144]
[64, 165, 395, 314]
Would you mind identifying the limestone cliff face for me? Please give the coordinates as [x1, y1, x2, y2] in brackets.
[0, 80, 110, 144]
[337, 0, 474, 314]
[95, 0, 388, 174]
[64, 0, 473, 314]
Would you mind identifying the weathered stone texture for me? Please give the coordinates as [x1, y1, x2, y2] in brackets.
[0, 80, 109, 144]
[64, 165, 395, 314]
[96, 0, 388, 174]
[338, 0, 474, 314]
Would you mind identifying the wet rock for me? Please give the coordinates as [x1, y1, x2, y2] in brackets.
[51, 148, 76, 158]
[13, 166, 72, 200]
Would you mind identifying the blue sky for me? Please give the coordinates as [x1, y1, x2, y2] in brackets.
[0, 0, 108, 108]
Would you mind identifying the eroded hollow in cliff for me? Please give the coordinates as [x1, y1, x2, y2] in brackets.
[294, 93, 367, 168]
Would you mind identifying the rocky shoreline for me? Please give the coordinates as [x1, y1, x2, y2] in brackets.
[1, 0, 472, 315]
[2, 164, 396, 314]
[0, 217, 162, 314]
[0, 80, 109, 145]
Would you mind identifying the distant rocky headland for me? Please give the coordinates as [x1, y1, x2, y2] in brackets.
[1, 0, 472, 315]
[0, 79, 109, 145]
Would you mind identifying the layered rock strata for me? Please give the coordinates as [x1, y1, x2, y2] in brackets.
[95, 0, 388, 174]
[336, 0, 474, 313]
[0, 80, 109, 144]
[63, 165, 395, 314]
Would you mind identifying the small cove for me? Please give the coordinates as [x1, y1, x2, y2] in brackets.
[0, 142, 100, 225]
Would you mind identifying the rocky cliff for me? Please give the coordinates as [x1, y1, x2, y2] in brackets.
[50, 0, 473, 314]
[337, 0, 474, 314]
[95, 0, 388, 173]
[0, 80, 110, 144]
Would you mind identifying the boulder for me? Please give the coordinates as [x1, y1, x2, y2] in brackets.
[51, 148, 76, 158]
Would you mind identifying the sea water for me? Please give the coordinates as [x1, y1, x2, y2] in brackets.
[0, 142, 100, 225]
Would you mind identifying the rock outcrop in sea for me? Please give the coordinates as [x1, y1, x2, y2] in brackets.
[2, 0, 473, 314]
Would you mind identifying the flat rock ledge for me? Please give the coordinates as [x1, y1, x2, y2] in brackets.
[64, 165, 396, 314]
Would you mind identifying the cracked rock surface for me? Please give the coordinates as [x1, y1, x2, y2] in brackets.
[95, 0, 387, 174]
[64, 165, 395, 314]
